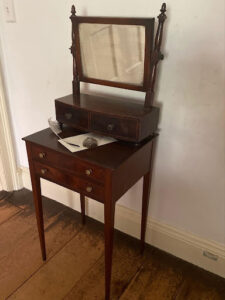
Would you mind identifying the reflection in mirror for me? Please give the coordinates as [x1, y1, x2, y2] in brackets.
[79, 23, 145, 86]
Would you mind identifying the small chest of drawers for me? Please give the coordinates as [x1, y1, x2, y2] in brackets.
[31, 143, 105, 202]
[55, 93, 159, 143]
[23, 128, 156, 300]
[31, 144, 105, 183]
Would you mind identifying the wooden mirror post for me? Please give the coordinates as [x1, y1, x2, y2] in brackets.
[145, 3, 167, 107]
[70, 5, 80, 99]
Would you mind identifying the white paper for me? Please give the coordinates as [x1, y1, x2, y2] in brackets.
[58, 132, 116, 153]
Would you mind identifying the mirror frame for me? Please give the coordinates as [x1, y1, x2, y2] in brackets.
[71, 15, 155, 92]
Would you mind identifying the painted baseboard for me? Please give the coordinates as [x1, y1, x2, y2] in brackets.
[20, 166, 225, 278]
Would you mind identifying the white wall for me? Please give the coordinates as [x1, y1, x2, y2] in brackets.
[0, 158, 3, 190]
[0, 0, 224, 249]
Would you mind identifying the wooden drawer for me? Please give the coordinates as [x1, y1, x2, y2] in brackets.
[90, 112, 138, 141]
[55, 101, 88, 130]
[55, 94, 160, 142]
[33, 161, 104, 202]
[31, 144, 105, 183]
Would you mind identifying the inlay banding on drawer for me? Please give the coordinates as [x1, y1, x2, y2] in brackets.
[33, 161, 105, 202]
[31, 144, 105, 183]
[90, 112, 138, 140]
[55, 101, 88, 129]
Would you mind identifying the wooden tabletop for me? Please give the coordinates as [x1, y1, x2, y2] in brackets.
[23, 128, 155, 170]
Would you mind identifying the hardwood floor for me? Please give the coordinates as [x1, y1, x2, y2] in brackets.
[0, 189, 224, 300]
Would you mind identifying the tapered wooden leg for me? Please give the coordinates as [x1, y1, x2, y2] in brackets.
[80, 194, 86, 225]
[104, 195, 115, 300]
[141, 140, 155, 253]
[26, 142, 46, 261]
[32, 175, 46, 260]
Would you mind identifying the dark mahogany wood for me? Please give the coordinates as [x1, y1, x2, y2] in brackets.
[70, 5, 80, 97]
[33, 160, 105, 202]
[141, 139, 155, 253]
[56, 3, 167, 146]
[90, 112, 138, 140]
[55, 101, 88, 130]
[69, 4, 166, 107]
[31, 143, 106, 184]
[23, 127, 156, 299]
[104, 170, 115, 300]
[55, 93, 159, 142]
[70, 10, 154, 93]
[80, 194, 86, 224]
[26, 142, 46, 261]
[145, 3, 167, 107]
[23, 128, 154, 170]
[22, 4, 165, 299]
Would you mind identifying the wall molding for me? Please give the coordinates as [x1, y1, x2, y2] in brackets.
[20, 166, 225, 278]
[0, 60, 22, 191]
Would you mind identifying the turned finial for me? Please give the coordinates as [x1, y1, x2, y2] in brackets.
[71, 5, 76, 16]
[158, 3, 167, 22]
[161, 3, 166, 13]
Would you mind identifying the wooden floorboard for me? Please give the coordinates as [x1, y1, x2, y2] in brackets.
[0, 191, 13, 201]
[64, 233, 145, 300]
[0, 189, 224, 300]
[7, 226, 104, 300]
[0, 190, 83, 300]
[120, 252, 184, 300]
[0, 192, 20, 225]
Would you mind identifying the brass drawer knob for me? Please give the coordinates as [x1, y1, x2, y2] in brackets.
[41, 168, 48, 175]
[65, 112, 72, 120]
[107, 124, 114, 131]
[86, 186, 92, 193]
[85, 169, 92, 176]
[39, 152, 46, 159]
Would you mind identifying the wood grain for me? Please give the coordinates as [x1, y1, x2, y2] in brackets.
[0, 192, 83, 300]
[23, 127, 156, 299]
[0, 197, 20, 225]
[8, 227, 104, 300]
[55, 94, 159, 142]
[1, 189, 225, 300]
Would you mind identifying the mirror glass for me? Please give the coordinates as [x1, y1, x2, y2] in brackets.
[79, 23, 145, 86]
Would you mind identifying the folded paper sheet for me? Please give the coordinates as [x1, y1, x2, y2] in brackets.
[58, 132, 116, 153]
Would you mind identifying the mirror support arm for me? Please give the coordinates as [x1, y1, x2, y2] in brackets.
[70, 5, 80, 99]
[145, 3, 167, 108]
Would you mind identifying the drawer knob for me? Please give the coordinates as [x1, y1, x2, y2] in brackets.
[41, 168, 48, 175]
[86, 186, 92, 193]
[85, 169, 92, 176]
[107, 124, 115, 131]
[39, 152, 46, 159]
[65, 112, 72, 120]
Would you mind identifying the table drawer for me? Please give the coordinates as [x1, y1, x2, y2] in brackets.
[34, 161, 104, 202]
[90, 112, 138, 141]
[31, 144, 105, 183]
[55, 101, 88, 129]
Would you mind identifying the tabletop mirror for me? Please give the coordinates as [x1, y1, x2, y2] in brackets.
[55, 4, 166, 143]
[77, 20, 151, 90]
[79, 23, 145, 86]
[70, 4, 166, 106]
